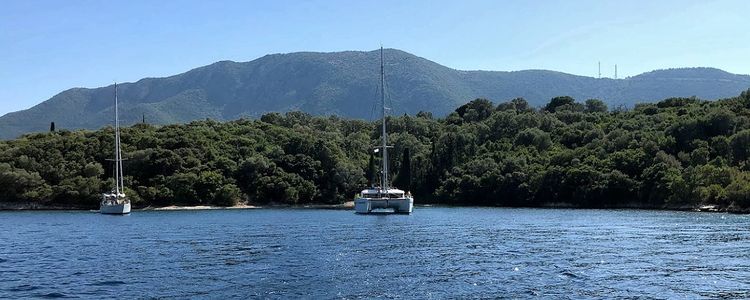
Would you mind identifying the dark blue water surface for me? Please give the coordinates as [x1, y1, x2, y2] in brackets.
[1, 207, 749, 299]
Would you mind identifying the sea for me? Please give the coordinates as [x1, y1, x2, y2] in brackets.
[1, 207, 749, 298]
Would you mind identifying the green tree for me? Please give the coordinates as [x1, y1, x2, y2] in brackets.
[544, 96, 576, 112]
[214, 183, 243, 206]
[394, 148, 411, 191]
[0, 163, 52, 202]
[730, 130, 750, 163]
[456, 98, 494, 122]
[514, 128, 552, 151]
[584, 99, 608, 113]
[365, 152, 376, 186]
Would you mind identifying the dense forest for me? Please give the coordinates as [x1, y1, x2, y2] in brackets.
[3, 90, 750, 211]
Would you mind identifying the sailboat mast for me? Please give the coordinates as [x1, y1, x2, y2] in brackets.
[113, 83, 119, 194]
[114, 83, 124, 194]
[380, 47, 389, 191]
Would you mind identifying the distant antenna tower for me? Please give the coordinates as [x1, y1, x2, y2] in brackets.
[614, 64, 618, 79]
[598, 61, 601, 79]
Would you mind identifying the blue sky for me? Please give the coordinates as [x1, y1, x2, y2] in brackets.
[1, 0, 748, 116]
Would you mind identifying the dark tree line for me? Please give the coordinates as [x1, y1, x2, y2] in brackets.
[3, 90, 750, 211]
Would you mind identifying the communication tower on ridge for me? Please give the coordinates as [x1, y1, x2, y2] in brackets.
[614, 64, 618, 79]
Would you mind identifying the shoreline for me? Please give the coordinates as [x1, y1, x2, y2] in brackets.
[139, 201, 356, 211]
[0, 201, 356, 212]
[1, 201, 747, 214]
[140, 204, 259, 211]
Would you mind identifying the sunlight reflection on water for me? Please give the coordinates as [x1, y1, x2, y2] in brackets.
[1, 207, 749, 298]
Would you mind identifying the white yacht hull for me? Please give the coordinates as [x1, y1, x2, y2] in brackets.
[100, 203, 131, 214]
[355, 197, 413, 214]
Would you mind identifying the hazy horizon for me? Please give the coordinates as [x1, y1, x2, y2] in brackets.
[2, 0, 749, 116]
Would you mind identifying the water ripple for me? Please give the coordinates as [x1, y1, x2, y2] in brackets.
[0, 208, 749, 298]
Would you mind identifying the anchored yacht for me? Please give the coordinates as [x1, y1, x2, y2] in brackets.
[100, 83, 131, 215]
[354, 48, 414, 214]
[355, 188, 413, 214]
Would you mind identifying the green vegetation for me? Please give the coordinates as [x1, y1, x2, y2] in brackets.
[3, 90, 750, 211]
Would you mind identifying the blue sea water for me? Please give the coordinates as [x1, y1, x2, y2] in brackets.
[1, 207, 749, 298]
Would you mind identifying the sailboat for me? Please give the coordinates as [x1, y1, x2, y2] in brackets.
[100, 83, 131, 215]
[354, 48, 414, 214]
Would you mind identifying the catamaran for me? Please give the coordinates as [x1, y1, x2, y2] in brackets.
[354, 48, 414, 214]
[100, 83, 131, 214]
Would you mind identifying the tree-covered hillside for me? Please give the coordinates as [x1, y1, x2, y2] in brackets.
[2, 49, 749, 139]
[3, 90, 750, 211]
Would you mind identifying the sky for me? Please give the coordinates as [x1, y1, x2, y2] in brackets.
[1, 0, 749, 116]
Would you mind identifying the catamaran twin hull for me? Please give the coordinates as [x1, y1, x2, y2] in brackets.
[355, 195, 413, 214]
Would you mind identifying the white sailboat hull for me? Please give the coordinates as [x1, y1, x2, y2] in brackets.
[355, 197, 413, 214]
[100, 203, 131, 214]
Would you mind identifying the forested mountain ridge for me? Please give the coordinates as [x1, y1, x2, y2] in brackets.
[3, 90, 750, 212]
[1, 49, 750, 139]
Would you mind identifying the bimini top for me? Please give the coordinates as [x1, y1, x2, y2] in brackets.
[359, 188, 409, 199]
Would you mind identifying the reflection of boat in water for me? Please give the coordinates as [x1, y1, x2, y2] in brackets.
[100, 83, 131, 215]
[354, 48, 413, 214]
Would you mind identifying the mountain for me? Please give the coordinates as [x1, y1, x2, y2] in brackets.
[1, 49, 749, 139]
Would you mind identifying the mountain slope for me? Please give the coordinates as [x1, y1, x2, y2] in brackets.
[2, 49, 749, 139]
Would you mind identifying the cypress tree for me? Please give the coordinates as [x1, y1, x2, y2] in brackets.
[366, 152, 376, 186]
[49, 122, 55, 132]
[395, 148, 411, 191]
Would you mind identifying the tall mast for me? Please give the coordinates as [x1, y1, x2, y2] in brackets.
[380, 47, 389, 191]
[114, 83, 124, 194]
[113, 83, 120, 194]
